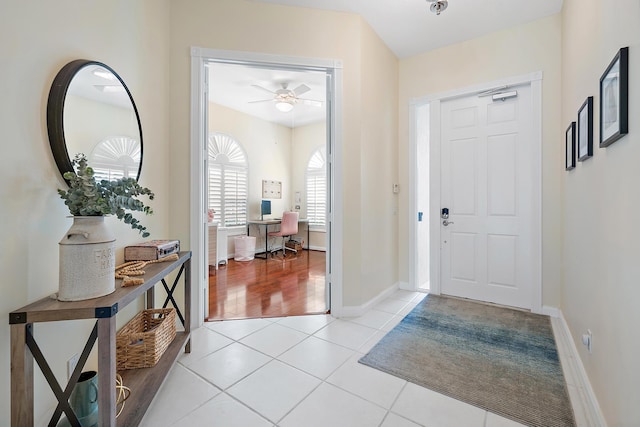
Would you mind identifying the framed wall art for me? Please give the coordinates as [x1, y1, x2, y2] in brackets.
[577, 96, 593, 161]
[262, 179, 282, 199]
[566, 122, 576, 171]
[600, 46, 629, 147]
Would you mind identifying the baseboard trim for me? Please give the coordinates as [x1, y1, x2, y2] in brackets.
[340, 283, 399, 317]
[542, 305, 560, 317]
[397, 281, 412, 291]
[553, 310, 608, 427]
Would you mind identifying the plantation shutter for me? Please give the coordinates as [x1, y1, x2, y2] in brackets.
[223, 166, 248, 226]
[90, 136, 141, 181]
[306, 147, 326, 228]
[207, 133, 248, 227]
[208, 164, 223, 221]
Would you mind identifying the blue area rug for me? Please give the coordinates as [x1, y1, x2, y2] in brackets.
[359, 294, 575, 427]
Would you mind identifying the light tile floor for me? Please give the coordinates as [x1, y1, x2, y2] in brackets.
[141, 290, 540, 427]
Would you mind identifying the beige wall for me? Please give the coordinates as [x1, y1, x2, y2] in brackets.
[0, 1, 171, 424]
[398, 15, 563, 307]
[357, 20, 400, 302]
[562, 0, 640, 423]
[169, 0, 399, 306]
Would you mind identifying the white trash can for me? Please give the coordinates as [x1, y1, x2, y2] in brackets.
[234, 236, 256, 261]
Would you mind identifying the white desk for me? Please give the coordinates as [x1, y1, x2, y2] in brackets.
[247, 218, 309, 258]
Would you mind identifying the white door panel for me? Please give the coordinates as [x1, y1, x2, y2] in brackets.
[487, 134, 517, 216]
[441, 84, 534, 309]
[487, 234, 517, 287]
[450, 232, 478, 282]
[450, 137, 478, 216]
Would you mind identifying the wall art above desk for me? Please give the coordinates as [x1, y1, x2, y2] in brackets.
[262, 179, 282, 199]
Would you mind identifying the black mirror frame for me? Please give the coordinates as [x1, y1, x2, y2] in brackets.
[47, 59, 144, 185]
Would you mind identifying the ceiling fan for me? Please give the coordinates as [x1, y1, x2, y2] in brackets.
[249, 82, 322, 112]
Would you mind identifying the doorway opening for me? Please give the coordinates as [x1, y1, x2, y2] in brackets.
[416, 103, 430, 292]
[206, 62, 328, 320]
[190, 48, 343, 325]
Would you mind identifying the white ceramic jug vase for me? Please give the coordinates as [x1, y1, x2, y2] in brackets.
[58, 216, 116, 301]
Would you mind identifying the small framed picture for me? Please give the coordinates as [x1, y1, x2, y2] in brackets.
[600, 47, 629, 147]
[577, 96, 593, 161]
[565, 122, 576, 171]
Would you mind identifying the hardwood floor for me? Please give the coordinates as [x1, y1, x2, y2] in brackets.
[207, 249, 327, 321]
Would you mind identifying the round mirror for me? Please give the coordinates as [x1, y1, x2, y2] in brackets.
[47, 60, 143, 184]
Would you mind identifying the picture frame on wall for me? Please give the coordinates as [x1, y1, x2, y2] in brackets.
[600, 46, 629, 147]
[566, 122, 576, 171]
[577, 96, 593, 161]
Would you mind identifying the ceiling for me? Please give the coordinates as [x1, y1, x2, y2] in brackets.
[69, 64, 133, 109]
[209, 0, 563, 126]
[250, 0, 563, 59]
[208, 62, 327, 128]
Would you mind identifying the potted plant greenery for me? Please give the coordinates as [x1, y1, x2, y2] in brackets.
[56, 153, 155, 301]
[58, 153, 155, 237]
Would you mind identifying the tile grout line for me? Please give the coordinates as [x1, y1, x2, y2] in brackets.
[169, 291, 428, 425]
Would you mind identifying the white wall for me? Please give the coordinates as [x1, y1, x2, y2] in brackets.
[398, 15, 563, 307]
[561, 0, 640, 423]
[291, 122, 325, 216]
[65, 95, 140, 159]
[0, 1, 171, 424]
[416, 103, 430, 288]
[292, 122, 327, 249]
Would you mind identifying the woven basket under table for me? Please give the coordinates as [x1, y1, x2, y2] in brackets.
[116, 308, 176, 370]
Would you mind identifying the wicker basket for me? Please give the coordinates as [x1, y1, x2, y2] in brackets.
[116, 308, 176, 370]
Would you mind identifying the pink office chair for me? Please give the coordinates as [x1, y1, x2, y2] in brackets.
[268, 211, 299, 257]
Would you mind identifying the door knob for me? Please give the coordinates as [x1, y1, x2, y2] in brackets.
[442, 219, 454, 226]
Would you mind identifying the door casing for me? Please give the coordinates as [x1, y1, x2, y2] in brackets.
[408, 71, 542, 313]
[190, 47, 344, 327]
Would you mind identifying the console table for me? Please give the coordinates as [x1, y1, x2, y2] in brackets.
[9, 251, 192, 427]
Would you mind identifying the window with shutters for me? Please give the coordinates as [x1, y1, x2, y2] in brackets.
[306, 146, 326, 230]
[208, 133, 248, 227]
[90, 136, 141, 181]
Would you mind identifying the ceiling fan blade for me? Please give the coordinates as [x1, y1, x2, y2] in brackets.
[248, 99, 273, 104]
[292, 84, 311, 96]
[251, 84, 276, 95]
[300, 98, 323, 107]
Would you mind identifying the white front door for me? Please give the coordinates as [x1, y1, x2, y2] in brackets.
[440, 84, 535, 309]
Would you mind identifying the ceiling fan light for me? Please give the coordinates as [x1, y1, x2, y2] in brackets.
[94, 84, 125, 93]
[93, 68, 116, 81]
[275, 101, 294, 112]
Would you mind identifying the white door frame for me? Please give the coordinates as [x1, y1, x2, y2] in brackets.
[408, 71, 542, 313]
[189, 47, 344, 328]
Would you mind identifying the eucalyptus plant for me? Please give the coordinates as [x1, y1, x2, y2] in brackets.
[58, 153, 155, 237]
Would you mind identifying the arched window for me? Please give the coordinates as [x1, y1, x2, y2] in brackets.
[90, 136, 141, 181]
[208, 133, 248, 226]
[306, 146, 326, 228]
